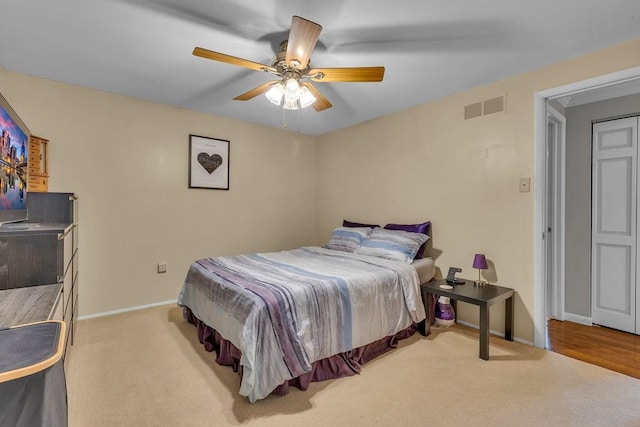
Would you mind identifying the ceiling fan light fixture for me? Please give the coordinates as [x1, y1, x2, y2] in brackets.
[284, 77, 300, 93]
[265, 82, 284, 105]
[265, 76, 315, 110]
[298, 86, 316, 108]
[282, 94, 299, 110]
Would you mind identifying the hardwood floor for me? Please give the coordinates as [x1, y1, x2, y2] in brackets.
[546, 319, 640, 379]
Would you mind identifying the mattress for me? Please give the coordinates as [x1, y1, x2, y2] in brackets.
[413, 257, 436, 283]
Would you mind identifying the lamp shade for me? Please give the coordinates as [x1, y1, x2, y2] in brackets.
[265, 82, 284, 105]
[473, 254, 488, 270]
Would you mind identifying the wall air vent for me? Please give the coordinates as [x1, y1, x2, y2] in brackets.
[464, 94, 506, 120]
[483, 96, 505, 115]
[464, 102, 483, 120]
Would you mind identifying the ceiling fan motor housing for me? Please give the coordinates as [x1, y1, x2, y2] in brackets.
[271, 40, 311, 76]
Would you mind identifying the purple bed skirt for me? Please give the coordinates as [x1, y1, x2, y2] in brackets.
[185, 307, 418, 397]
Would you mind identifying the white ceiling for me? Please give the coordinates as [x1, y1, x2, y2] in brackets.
[2, 0, 639, 135]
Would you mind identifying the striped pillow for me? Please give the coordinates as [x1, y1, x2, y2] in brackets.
[325, 227, 372, 253]
[356, 228, 429, 263]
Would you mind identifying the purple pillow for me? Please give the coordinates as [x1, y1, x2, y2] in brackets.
[343, 219, 380, 229]
[383, 221, 431, 259]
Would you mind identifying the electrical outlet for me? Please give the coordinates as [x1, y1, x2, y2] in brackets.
[519, 177, 531, 193]
[157, 262, 167, 274]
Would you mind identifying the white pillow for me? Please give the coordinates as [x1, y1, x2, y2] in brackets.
[325, 227, 372, 253]
[356, 228, 429, 263]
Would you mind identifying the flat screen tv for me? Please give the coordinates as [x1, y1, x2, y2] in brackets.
[0, 92, 30, 225]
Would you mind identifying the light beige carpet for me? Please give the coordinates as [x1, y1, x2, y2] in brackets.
[67, 305, 640, 426]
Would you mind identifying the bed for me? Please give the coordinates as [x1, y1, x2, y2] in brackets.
[178, 226, 435, 402]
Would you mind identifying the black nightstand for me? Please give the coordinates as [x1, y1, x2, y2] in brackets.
[420, 279, 515, 360]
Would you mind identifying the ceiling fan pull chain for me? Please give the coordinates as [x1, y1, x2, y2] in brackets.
[297, 104, 301, 133]
[281, 108, 287, 128]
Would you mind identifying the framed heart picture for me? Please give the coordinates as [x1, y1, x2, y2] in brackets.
[189, 134, 230, 190]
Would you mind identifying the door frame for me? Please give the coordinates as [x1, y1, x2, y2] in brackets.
[533, 65, 640, 348]
[546, 104, 566, 322]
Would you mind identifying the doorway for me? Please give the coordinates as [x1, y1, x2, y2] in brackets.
[533, 66, 640, 349]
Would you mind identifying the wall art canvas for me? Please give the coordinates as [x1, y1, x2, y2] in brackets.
[189, 134, 230, 190]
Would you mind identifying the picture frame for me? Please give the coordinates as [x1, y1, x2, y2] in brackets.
[188, 134, 230, 190]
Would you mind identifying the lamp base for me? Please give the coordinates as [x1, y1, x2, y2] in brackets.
[475, 268, 486, 286]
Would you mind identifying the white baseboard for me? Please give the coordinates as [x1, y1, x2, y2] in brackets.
[562, 312, 592, 326]
[78, 300, 177, 320]
[455, 319, 533, 347]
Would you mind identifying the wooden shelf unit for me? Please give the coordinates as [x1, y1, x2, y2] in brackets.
[28, 135, 49, 192]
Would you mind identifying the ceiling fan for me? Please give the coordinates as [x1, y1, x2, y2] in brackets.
[193, 15, 385, 112]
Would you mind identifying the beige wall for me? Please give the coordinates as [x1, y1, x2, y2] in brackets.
[317, 38, 640, 343]
[0, 69, 318, 316]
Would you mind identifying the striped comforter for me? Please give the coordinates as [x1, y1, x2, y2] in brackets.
[177, 246, 425, 402]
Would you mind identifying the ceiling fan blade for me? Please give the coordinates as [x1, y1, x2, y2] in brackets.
[233, 81, 278, 101]
[193, 47, 275, 73]
[285, 16, 322, 70]
[301, 82, 332, 111]
[308, 67, 385, 83]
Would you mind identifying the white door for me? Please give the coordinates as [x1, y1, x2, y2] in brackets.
[591, 117, 638, 333]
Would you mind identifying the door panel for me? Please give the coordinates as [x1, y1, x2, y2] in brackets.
[594, 244, 631, 314]
[597, 128, 634, 150]
[597, 157, 632, 235]
[591, 117, 638, 334]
